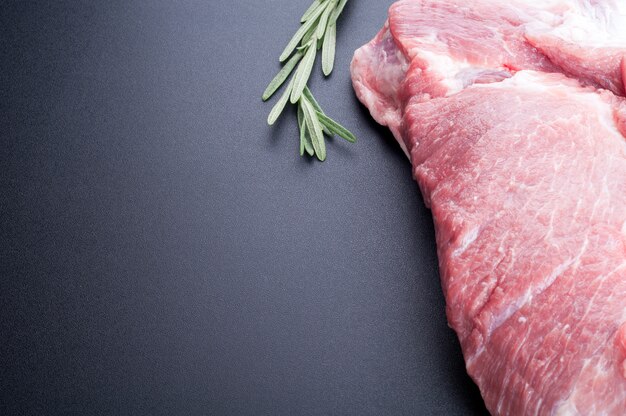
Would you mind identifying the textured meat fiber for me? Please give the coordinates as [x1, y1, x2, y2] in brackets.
[351, 1, 626, 415]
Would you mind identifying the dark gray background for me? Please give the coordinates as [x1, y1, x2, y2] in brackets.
[0, 1, 488, 414]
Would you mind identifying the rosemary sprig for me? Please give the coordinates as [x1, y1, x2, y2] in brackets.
[262, 0, 355, 161]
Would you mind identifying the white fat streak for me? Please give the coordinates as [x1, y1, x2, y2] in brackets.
[475, 72, 616, 122]
[477, 70, 557, 92]
[522, 0, 626, 48]
[492, 257, 574, 331]
[554, 399, 580, 415]
[452, 226, 480, 256]
[416, 49, 470, 95]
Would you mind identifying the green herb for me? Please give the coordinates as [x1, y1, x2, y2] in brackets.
[267, 77, 295, 125]
[301, 95, 326, 160]
[321, 23, 336, 76]
[316, 110, 356, 143]
[301, 0, 323, 22]
[263, 0, 356, 161]
[262, 51, 303, 101]
[290, 37, 318, 104]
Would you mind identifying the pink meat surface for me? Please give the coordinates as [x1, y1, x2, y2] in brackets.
[351, 1, 626, 414]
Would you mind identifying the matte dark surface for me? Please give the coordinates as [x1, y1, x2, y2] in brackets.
[0, 1, 488, 415]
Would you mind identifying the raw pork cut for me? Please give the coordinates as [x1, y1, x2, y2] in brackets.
[351, 1, 626, 414]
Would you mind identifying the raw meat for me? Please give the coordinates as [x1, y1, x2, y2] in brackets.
[351, 1, 626, 414]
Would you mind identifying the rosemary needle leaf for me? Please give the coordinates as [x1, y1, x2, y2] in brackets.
[303, 86, 324, 114]
[298, 100, 315, 156]
[304, 127, 315, 156]
[322, 23, 336, 76]
[301, 97, 326, 160]
[297, 102, 304, 129]
[329, 0, 348, 26]
[262, 51, 304, 101]
[301, 0, 322, 23]
[303, 86, 331, 135]
[316, 110, 357, 143]
[300, 115, 316, 157]
[297, 105, 305, 156]
[315, 1, 334, 40]
[267, 78, 294, 125]
[300, 120, 316, 157]
[279, 5, 325, 62]
[290, 41, 317, 104]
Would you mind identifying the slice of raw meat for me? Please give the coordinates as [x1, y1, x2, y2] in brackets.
[351, 1, 626, 415]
